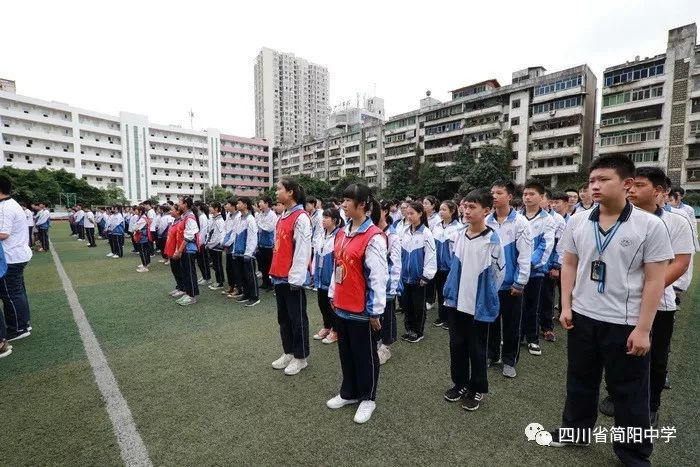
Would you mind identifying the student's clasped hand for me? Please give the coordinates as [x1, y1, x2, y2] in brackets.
[559, 308, 574, 330]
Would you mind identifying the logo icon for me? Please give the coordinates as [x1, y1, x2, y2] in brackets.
[525, 422, 551, 446]
[619, 238, 632, 247]
[535, 430, 553, 446]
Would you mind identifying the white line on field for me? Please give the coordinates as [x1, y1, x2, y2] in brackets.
[49, 245, 153, 467]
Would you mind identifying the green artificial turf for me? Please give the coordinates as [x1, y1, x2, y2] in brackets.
[1, 228, 698, 466]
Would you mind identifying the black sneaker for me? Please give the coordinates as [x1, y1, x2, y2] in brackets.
[650, 411, 659, 429]
[236, 297, 249, 303]
[400, 332, 411, 340]
[8, 329, 31, 342]
[401, 332, 423, 343]
[487, 358, 502, 367]
[548, 428, 591, 447]
[245, 299, 260, 307]
[433, 318, 446, 327]
[598, 395, 614, 417]
[444, 386, 468, 402]
[461, 392, 483, 411]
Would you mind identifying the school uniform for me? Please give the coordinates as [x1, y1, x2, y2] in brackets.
[165, 217, 184, 292]
[180, 210, 200, 297]
[519, 208, 555, 346]
[147, 208, 157, 255]
[233, 212, 259, 301]
[667, 204, 698, 294]
[206, 213, 226, 287]
[255, 209, 277, 289]
[381, 223, 402, 346]
[314, 226, 340, 331]
[107, 212, 125, 257]
[486, 208, 532, 367]
[96, 211, 106, 238]
[74, 209, 85, 240]
[557, 202, 673, 465]
[196, 213, 211, 282]
[270, 204, 312, 360]
[24, 208, 34, 248]
[425, 212, 440, 306]
[391, 218, 410, 236]
[539, 209, 567, 334]
[157, 213, 174, 260]
[399, 223, 437, 339]
[432, 219, 465, 325]
[223, 211, 241, 291]
[0, 197, 33, 339]
[69, 212, 77, 236]
[572, 202, 595, 215]
[134, 215, 151, 267]
[443, 226, 505, 396]
[35, 208, 51, 250]
[648, 207, 694, 415]
[328, 217, 388, 402]
[127, 213, 139, 253]
[310, 209, 324, 285]
[84, 210, 97, 246]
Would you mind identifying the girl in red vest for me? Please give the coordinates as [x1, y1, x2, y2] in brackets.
[165, 205, 185, 298]
[269, 179, 313, 376]
[326, 184, 388, 424]
[172, 197, 200, 306]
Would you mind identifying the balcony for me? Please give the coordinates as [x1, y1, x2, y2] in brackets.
[1, 126, 74, 144]
[463, 104, 502, 119]
[80, 139, 120, 151]
[529, 124, 582, 141]
[80, 167, 122, 177]
[528, 163, 580, 177]
[3, 142, 74, 159]
[531, 106, 583, 123]
[149, 135, 208, 149]
[463, 121, 501, 136]
[79, 122, 120, 137]
[0, 107, 73, 129]
[601, 96, 665, 114]
[598, 141, 662, 155]
[528, 146, 580, 160]
[384, 139, 414, 148]
[220, 144, 267, 157]
[602, 75, 666, 95]
[532, 85, 585, 105]
[469, 138, 501, 149]
[424, 145, 459, 156]
[383, 151, 415, 162]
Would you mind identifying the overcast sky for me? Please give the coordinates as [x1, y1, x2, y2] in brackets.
[3, 0, 698, 137]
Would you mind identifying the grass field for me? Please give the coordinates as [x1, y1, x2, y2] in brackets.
[2, 226, 699, 466]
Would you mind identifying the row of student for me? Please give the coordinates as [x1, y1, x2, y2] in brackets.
[18, 202, 51, 252]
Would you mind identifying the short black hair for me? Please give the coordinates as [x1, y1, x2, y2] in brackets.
[544, 189, 553, 199]
[634, 167, 667, 189]
[492, 180, 516, 196]
[523, 180, 545, 195]
[589, 154, 635, 180]
[306, 196, 318, 206]
[578, 182, 589, 191]
[259, 197, 272, 207]
[564, 187, 578, 194]
[664, 176, 672, 190]
[0, 175, 11, 195]
[237, 197, 253, 211]
[675, 186, 686, 196]
[552, 192, 569, 202]
[464, 189, 493, 209]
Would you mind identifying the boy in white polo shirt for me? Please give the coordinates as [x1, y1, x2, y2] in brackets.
[548, 155, 673, 467]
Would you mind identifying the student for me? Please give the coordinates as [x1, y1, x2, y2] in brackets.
[35, 202, 51, 252]
[376, 201, 402, 364]
[564, 188, 579, 215]
[74, 205, 86, 241]
[21, 202, 34, 248]
[172, 197, 200, 306]
[307, 196, 324, 287]
[82, 207, 96, 247]
[255, 197, 277, 291]
[540, 189, 566, 342]
[399, 201, 437, 343]
[106, 207, 124, 258]
[422, 195, 440, 310]
[95, 208, 106, 239]
[206, 202, 226, 291]
[486, 180, 532, 378]
[127, 206, 139, 253]
[269, 178, 313, 376]
[144, 201, 157, 256]
[611, 168, 692, 428]
[196, 202, 211, 286]
[68, 207, 77, 237]
[326, 184, 387, 424]
[0, 175, 33, 343]
[519, 180, 555, 356]
[313, 208, 343, 344]
[232, 197, 259, 307]
[431, 200, 463, 329]
[165, 206, 186, 298]
[549, 192, 572, 315]
[572, 182, 594, 214]
[157, 205, 174, 264]
[134, 206, 151, 272]
[547, 155, 673, 467]
[222, 200, 242, 298]
[392, 201, 411, 234]
[443, 189, 505, 411]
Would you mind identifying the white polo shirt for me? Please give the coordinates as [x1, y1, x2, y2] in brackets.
[0, 197, 33, 264]
[25, 208, 35, 227]
[654, 207, 694, 310]
[560, 202, 673, 326]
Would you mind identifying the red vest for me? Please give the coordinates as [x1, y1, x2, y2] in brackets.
[164, 219, 183, 257]
[332, 224, 384, 313]
[270, 208, 307, 279]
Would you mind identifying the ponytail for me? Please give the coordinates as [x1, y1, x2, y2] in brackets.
[342, 183, 379, 224]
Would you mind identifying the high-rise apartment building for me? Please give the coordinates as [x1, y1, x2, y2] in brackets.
[254, 48, 330, 149]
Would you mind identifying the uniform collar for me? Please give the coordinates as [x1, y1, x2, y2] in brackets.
[521, 207, 543, 220]
[663, 203, 672, 212]
[344, 217, 374, 236]
[653, 206, 664, 217]
[588, 201, 633, 223]
[283, 204, 304, 218]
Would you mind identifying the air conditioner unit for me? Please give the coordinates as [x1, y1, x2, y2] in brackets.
[549, 110, 556, 117]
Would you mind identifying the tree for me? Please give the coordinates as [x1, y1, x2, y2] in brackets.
[293, 174, 333, 200]
[459, 142, 512, 194]
[382, 159, 415, 200]
[332, 174, 366, 199]
[102, 183, 128, 205]
[416, 163, 447, 198]
[447, 137, 475, 182]
[202, 185, 232, 203]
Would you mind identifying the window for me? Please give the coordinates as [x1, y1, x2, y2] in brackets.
[604, 61, 664, 87]
[603, 85, 663, 107]
[690, 120, 700, 134]
[512, 134, 519, 142]
[425, 120, 461, 136]
[511, 117, 520, 126]
[532, 96, 583, 114]
[600, 127, 661, 146]
[624, 149, 659, 163]
[692, 99, 700, 114]
[512, 99, 521, 108]
[533, 75, 583, 96]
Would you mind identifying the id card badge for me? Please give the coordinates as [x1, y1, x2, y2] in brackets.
[590, 260, 606, 283]
[335, 264, 345, 284]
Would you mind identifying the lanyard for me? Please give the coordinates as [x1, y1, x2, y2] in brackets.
[592, 220, 622, 293]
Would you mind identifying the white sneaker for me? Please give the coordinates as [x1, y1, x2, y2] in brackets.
[158, 259, 166, 263]
[106, 253, 115, 257]
[137, 266, 149, 273]
[172, 290, 186, 298]
[112, 255, 121, 259]
[426, 302, 434, 310]
[378, 346, 391, 365]
[271, 353, 294, 370]
[164, 260, 170, 265]
[326, 395, 359, 409]
[353, 401, 376, 424]
[284, 357, 308, 375]
[169, 289, 180, 296]
[197, 278, 207, 285]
